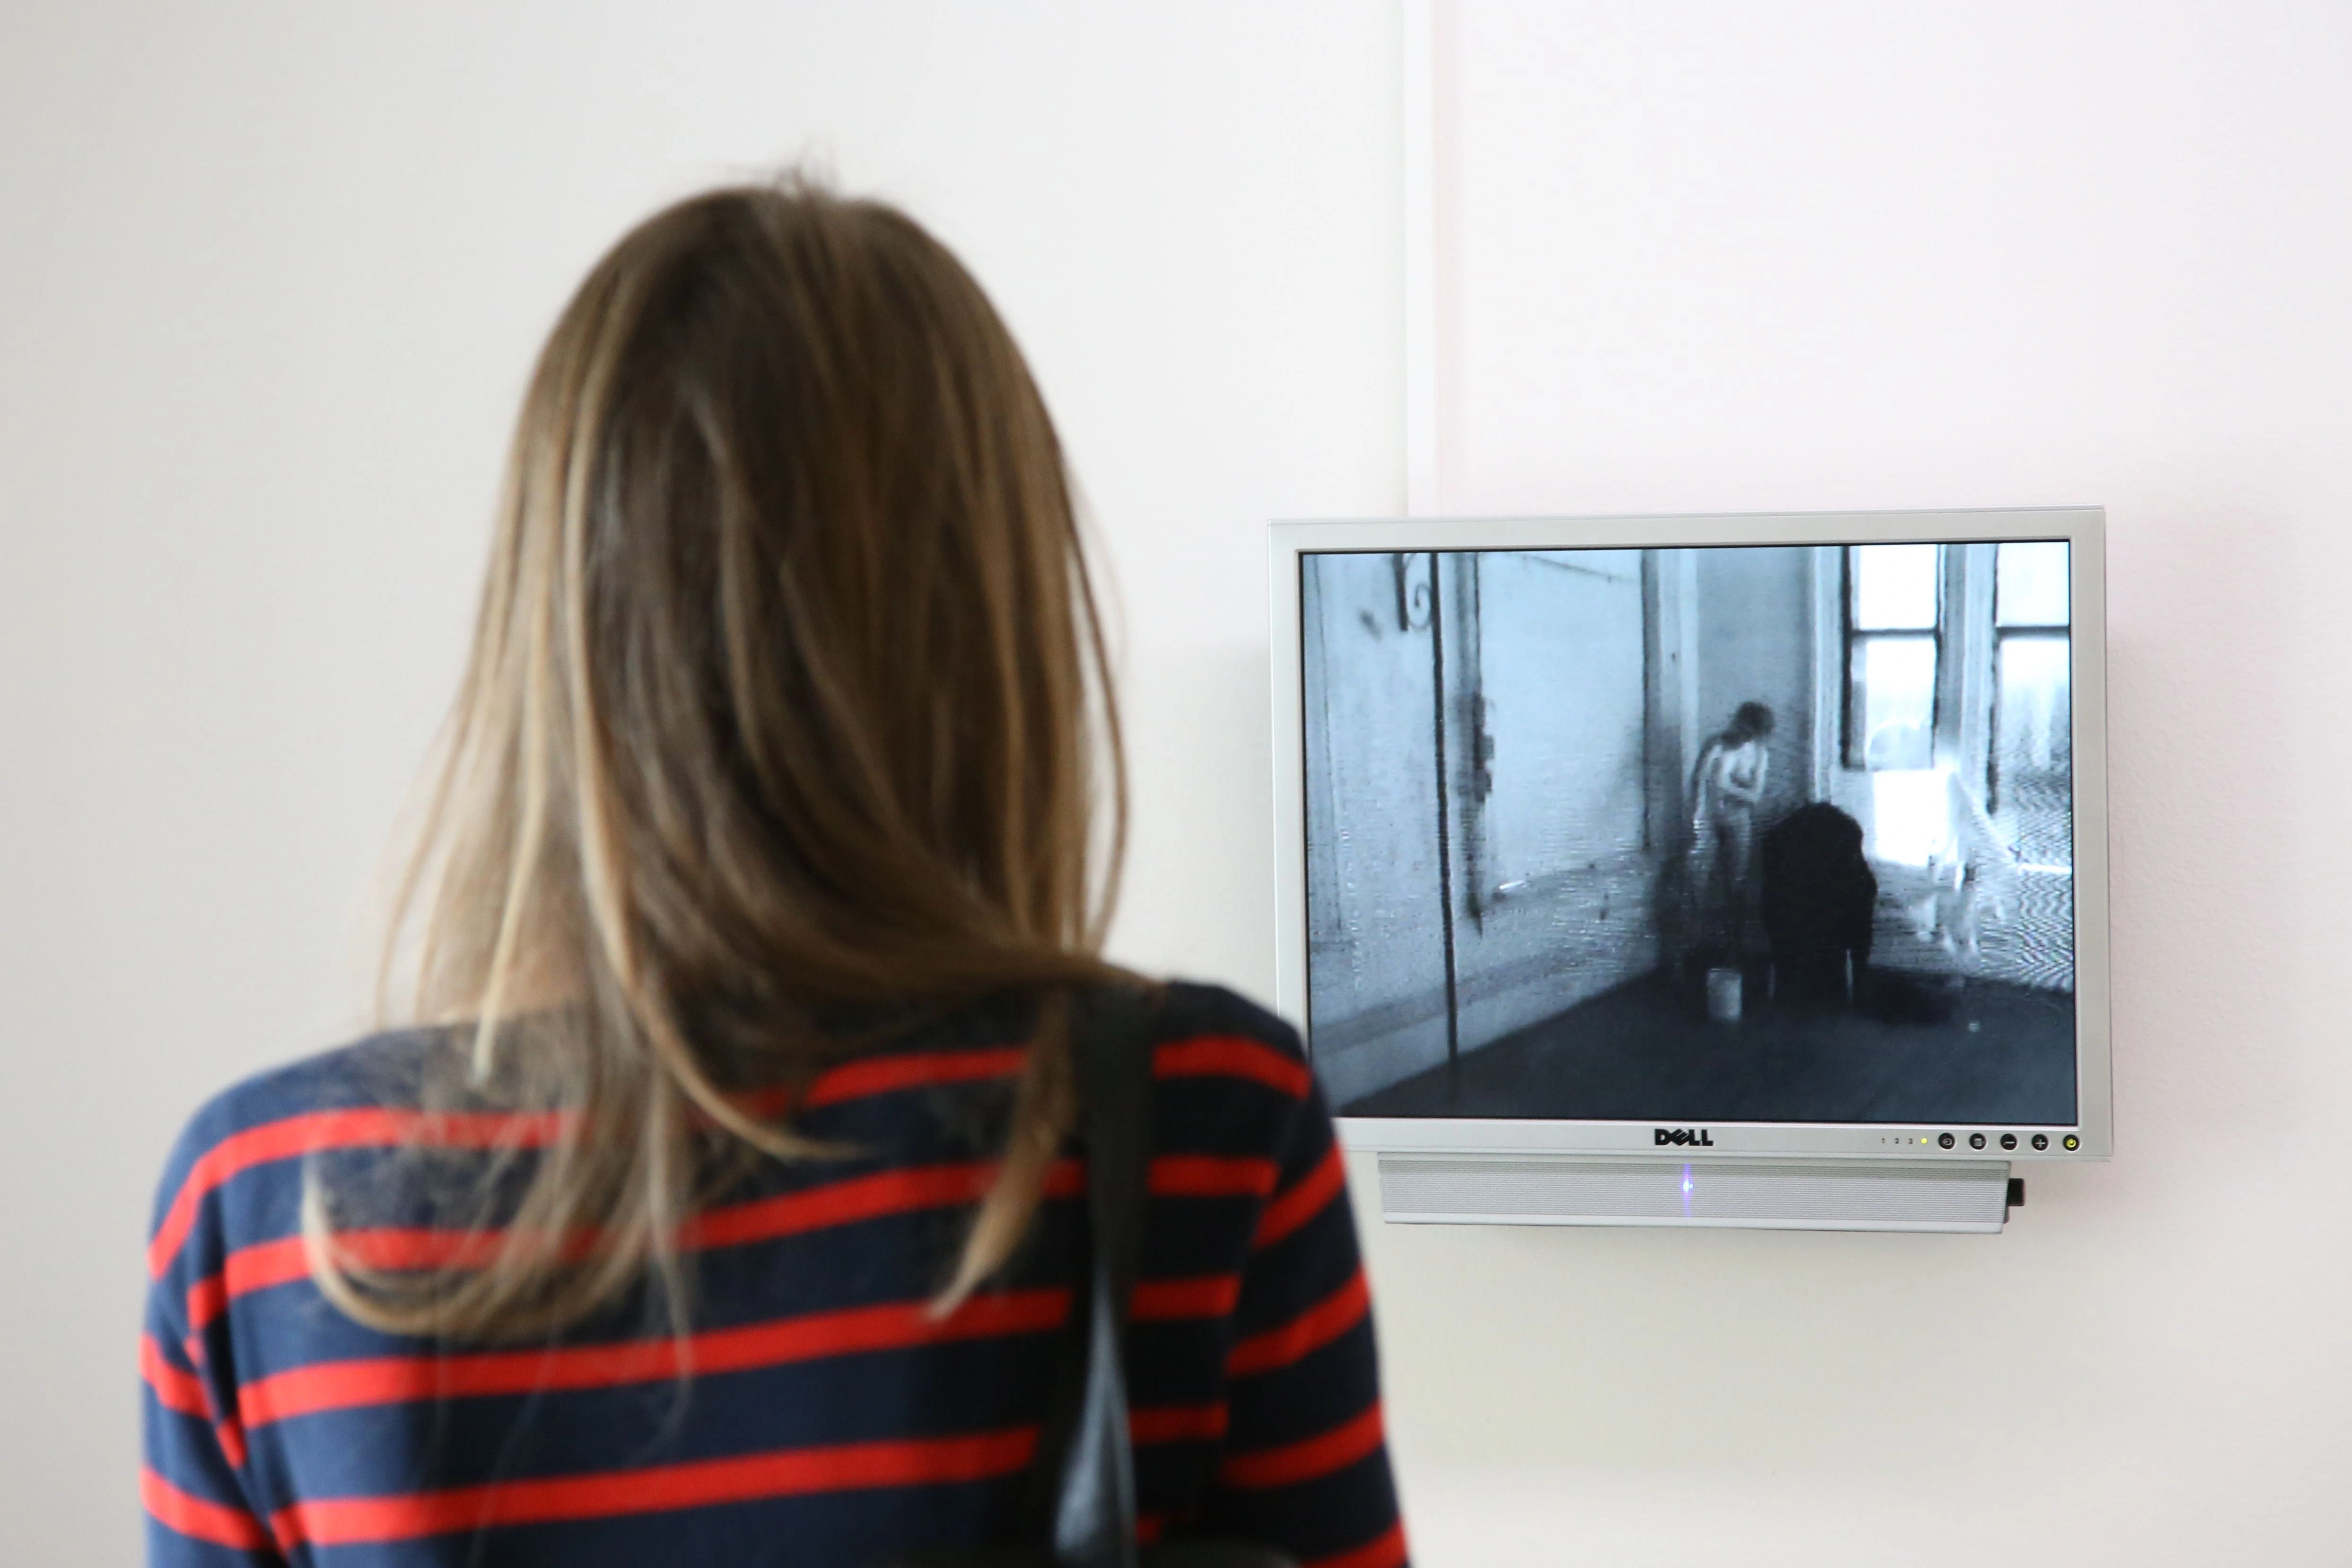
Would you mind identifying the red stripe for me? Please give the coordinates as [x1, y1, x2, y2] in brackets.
[1218, 1402, 1386, 1490]
[1254, 1144, 1347, 1250]
[1307, 1520, 1409, 1568]
[1129, 1275, 1242, 1320]
[805, 1048, 1028, 1107]
[1154, 1036, 1312, 1099]
[241, 1287, 1071, 1429]
[1226, 1269, 1371, 1377]
[198, 1228, 516, 1331]
[271, 1428, 1037, 1547]
[149, 1108, 563, 1279]
[214, 1416, 249, 1470]
[687, 1159, 1081, 1250]
[192, 1158, 1086, 1330]
[1129, 1402, 1228, 1444]
[184, 1276, 227, 1339]
[140, 1336, 210, 1419]
[741, 1047, 1032, 1119]
[207, 1236, 307, 1324]
[142, 1467, 271, 1550]
[1149, 1155, 1279, 1200]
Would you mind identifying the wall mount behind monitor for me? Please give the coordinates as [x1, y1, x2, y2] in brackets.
[1377, 1154, 2017, 1233]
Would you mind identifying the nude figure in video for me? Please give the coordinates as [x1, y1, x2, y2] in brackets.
[1689, 701, 1775, 955]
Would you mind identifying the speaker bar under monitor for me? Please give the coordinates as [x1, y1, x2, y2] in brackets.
[1376, 1154, 2014, 1232]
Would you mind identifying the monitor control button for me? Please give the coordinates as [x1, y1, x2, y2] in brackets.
[1938, 1132, 1956, 1149]
[2063, 1134, 2081, 1151]
[2031, 1133, 2049, 1151]
[1968, 1133, 1987, 1150]
[2000, 1133, 2018, 1151]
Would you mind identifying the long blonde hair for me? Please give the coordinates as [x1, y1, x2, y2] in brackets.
[306, 179, 1127, 1340]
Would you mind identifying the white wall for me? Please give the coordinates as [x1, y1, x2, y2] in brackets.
[5, 3, 2349, 1565]
[0, 6, 1399, 1559]
[1378, 1, 2352, 1563]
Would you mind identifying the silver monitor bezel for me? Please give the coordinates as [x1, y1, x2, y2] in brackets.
[1268, 507, 2111, 1163]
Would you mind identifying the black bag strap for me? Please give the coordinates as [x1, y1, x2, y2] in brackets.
[1040, 985, 1155, 1568]
[883, 988, 1293, 1568]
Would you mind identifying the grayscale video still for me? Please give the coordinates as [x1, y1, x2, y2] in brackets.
[1300, 542, 2078, 1127]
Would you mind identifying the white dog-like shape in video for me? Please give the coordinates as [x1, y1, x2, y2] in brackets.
[1911, 773, 2021, 962]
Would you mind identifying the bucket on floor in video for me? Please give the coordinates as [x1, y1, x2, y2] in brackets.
[1705, 965, 1743, 1023]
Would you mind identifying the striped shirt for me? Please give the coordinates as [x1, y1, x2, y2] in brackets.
[141, 982, 1407, 1568]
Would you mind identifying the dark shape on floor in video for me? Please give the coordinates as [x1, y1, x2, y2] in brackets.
[1760, 802, 1877, 1002]
[1756, 801, 1953, 1024]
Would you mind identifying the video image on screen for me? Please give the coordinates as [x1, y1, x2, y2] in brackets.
[1301, 541, 2077, 1127]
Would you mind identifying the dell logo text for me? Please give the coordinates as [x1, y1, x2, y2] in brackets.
[1654, 1128, 1714, 1147]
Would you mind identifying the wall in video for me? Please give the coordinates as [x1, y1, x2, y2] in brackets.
[1300, 542, 2077, 1126]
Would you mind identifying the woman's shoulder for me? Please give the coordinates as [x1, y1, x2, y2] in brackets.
[1126, 981, 1322, 1157]
[1133, 980, 1311, 1085]
[147, 1028, 448, 1279]
[160, 1026, 443, 1161]
[1141, 980, 1303, 1054]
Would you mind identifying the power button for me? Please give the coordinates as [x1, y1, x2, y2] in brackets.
[2062, 1134, 2081, 1151]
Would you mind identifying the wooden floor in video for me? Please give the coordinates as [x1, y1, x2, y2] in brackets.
[1342, 969, 2077, 1126]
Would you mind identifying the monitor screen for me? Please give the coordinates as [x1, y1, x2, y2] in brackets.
[1296, 535, 2083, 1132]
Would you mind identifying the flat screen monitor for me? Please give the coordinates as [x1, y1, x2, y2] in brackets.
[1269, 509, 2110, 1162]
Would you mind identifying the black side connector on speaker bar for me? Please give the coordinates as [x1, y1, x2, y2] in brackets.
[2005, 1178, 2026, 1213]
